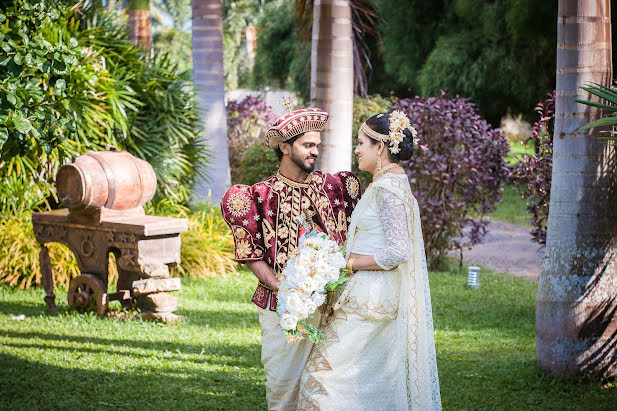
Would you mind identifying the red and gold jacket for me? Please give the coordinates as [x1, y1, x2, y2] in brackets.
[221, 171, 361, 311]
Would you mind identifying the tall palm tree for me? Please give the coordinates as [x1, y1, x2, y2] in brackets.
[310, 0, 354, 173]
[296, 0, 379, 97]
[537, 0, 617, 376]
[128, 0, 152, 50]
[296, 0, 377, 173]
[191, 0, 230, 202]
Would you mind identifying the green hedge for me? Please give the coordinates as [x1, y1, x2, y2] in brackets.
[376, 0, 557, 124]
[238, 142, 279, 186]
[251, 0, 310, 101]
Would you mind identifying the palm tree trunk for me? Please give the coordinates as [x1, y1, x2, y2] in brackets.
[128, 0, 152, 51]
[310, 0, 354, 173]
[191, 0, 230, 202]
[537, 0, 616, 376]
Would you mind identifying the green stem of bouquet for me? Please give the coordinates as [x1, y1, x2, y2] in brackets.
[325, 268, 351, 292]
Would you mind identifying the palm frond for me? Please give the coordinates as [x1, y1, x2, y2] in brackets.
[576, 82, 617, 138]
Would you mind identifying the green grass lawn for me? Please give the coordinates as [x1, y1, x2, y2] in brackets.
[505, 140, 535, 166]
[485, 141, 535, 228]
[1, 267, 616, 410]
[489, 184, 532, 228]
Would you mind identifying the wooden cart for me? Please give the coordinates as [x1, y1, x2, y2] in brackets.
[32, 151, 188, 323]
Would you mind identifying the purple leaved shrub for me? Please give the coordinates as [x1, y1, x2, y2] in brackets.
[227, 96, 276, 183]
[511, 91, 555, 245]
[392, 92, 510, 268]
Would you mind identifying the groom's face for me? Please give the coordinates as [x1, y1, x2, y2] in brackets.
[288, 132, 321, 173]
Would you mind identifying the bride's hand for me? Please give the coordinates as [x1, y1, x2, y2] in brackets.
[347, 253, 385, 272]
[346, 254, 357, 273]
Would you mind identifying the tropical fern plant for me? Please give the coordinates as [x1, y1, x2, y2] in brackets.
[0, 0, 127, 184]
[0, 0, 206, 208]
[0, 0, 214, 289]
[79, 4, 208, 204]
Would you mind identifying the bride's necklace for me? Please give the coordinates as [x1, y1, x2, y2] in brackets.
[373, 163, 400, 182]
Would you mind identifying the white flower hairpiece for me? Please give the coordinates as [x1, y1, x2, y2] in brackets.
[359, 110, 419, 154]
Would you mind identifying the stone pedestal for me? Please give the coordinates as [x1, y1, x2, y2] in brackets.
[33, 209, 187, 322]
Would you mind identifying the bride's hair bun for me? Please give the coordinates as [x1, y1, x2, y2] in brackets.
[365, 113, 414, 161]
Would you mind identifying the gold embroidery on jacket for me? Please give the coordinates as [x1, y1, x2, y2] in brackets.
[263, 220, 275, 247]
[337, 210, 347, 234]
[345, 176, 360, 199]
[288, 187, 302, 256]
[306, 185, 339, 244]
[226, 191, 252, 217]
[235, 240, 252, 259]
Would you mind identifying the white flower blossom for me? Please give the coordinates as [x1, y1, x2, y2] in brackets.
[311, 292, 326, 306]
[281, 314, 298, 331]
[276, 228, 348, 339]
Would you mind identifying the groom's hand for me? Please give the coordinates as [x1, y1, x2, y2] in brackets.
[246, 260, 280, 292]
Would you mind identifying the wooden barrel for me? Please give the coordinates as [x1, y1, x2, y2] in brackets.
[56, 151, 157, 211]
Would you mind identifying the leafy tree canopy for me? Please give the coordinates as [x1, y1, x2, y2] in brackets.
[376, 0, 557, 124]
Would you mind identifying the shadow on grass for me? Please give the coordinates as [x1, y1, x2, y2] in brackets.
[2, 330, 261, 367]
[436, 352, 617, 409]
[0, 352, 265, 410]
[0, 299, 261, 332]
[0, 300, 50, 317]
[178, 307, 259, 330]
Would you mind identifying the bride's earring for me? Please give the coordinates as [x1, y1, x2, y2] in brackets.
[376, 150, 382, 175]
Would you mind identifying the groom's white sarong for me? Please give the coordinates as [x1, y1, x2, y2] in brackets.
[259, 306, 322, 410]
[220, 171, 362, 410]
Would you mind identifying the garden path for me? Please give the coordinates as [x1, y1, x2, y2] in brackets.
[457, 220, 544, 282]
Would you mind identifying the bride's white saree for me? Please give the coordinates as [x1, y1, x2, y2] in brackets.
[298, 173, 441, 410]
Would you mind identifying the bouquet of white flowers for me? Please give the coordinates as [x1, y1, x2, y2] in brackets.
[276, 215, 350, 344]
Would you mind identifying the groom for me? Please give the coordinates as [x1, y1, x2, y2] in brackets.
[221, 105, 361, 410]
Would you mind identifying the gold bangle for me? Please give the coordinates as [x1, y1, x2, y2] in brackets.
[346, 257, 355, 272]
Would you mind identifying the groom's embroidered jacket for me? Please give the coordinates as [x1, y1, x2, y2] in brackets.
[221, 171, 361, 311]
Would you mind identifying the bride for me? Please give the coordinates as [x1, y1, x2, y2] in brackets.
[297, 111, 441, 410]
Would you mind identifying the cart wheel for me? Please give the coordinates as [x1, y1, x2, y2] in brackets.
[68, 274, 108, 316]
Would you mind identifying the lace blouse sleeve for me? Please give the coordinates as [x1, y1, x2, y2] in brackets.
[373, 187, 411, 270]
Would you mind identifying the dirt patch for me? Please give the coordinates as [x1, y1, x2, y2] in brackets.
[451, 220, 544, 282]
